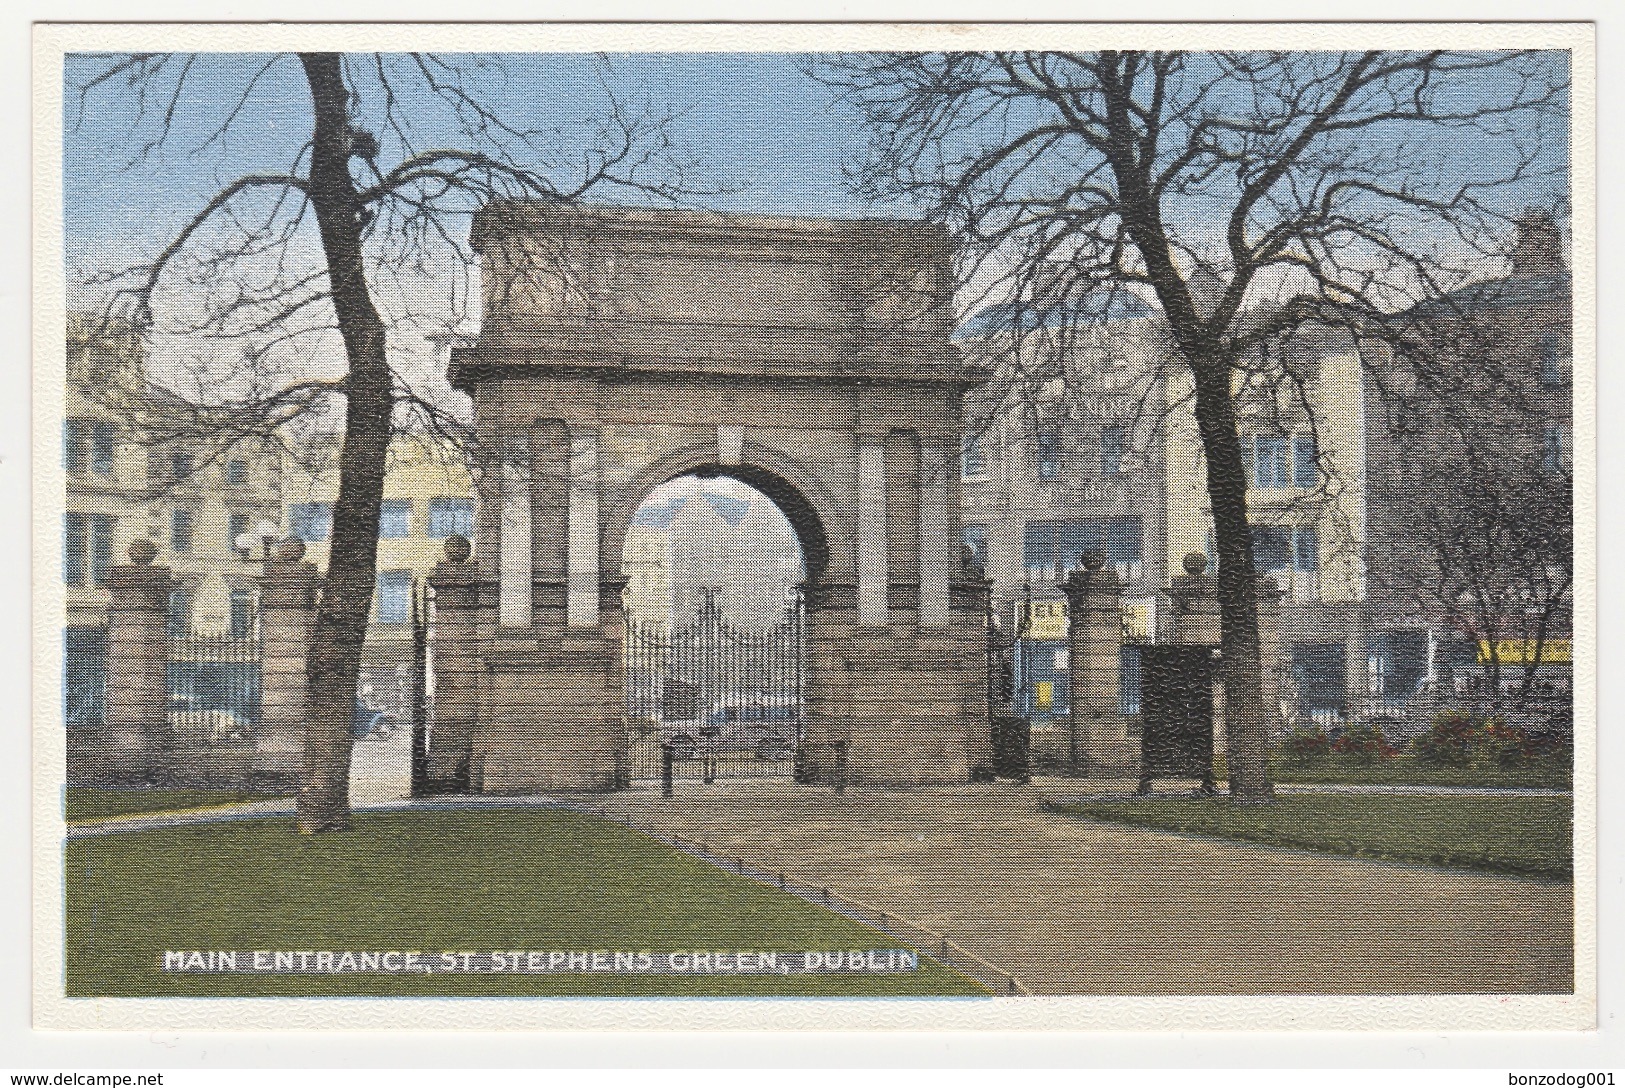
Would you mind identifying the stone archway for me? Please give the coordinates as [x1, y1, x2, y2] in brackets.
[445, 201, 992, 792]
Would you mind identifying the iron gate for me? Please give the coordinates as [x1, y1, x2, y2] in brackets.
[167, 629, 262, 746]
[625, 594, 804, 781]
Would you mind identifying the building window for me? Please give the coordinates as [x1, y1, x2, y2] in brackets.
[167, 588, 191, 639]
[961, 523, 988, 572]
[1024, 517, 1143, 581]
[1542, 425, 1568, 474]
[961, 433, 987, 480]
[1253, 524, 1319, 601]
[1035, 426, 1060, 480]
[64, 418, 86, 474]
[64, 419, 115, 476]
[1120, 645, 1142, 717]
[91, 422, 116, 476]
[290, 502, 332, 542]
[427, 497, 474, 539]
[1293, 433, 1318, 489]
[170, 448, 195, 481]
[1100, 424, 1127, 476]
[171, 508, 194, 554]
[229, 588, 256, 640]
[1540, 334, 1567, 386]
[228, 512, 249, 551]
[1250, 525, 1292, 573]
[63, 512, 115, 587]
[376, 569, 414, 624]
[226, 459, 249, 486]
[1294, 526, 1320, 573]
[380, 499, 412, 539]
[1253, 434, 1289, 489]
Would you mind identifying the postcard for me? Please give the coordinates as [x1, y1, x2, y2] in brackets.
[33, 20, 1595, 1032]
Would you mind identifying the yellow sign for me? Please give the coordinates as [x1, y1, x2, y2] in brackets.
[1025, 600, 1069, 640]
[1034, 680, 1054, 709]
[1022, 599, 1153, 642]
[1477, 639, 1571, 666]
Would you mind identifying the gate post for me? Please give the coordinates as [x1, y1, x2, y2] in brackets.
[1062, 551, 1132, 776]
[425, 535, 478, 792]
[1168, 551, 1223, 753]
[103, 540, 173, 785]
[256, 538, 319, 789]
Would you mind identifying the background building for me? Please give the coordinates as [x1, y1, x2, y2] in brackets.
[1361, 211, 1573, 727]
[1163, 323, 1371, 731]
[623, 476, 804, 632]
[957, 297, 1171, 737]
[280, 433, 476, 718]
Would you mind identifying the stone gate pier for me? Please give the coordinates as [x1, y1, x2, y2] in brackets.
[443, 202, 993, 791]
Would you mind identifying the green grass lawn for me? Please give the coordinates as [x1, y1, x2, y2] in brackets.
[64, 808, 984, 997]
[65, 787, 291, 823]
[1055, 793, 1572, 881]
[1268, 753, 1572, 790]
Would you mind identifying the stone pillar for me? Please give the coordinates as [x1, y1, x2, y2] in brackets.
[567, 428, 600, 628]
[1257, 576, 1286, 739]
[103, 540, 172, 785]
[256, 538, 320, 788]
[1168, 552, 1222, 646]
[1063, 552, 1133, 775]
[856, 439, 888, 627]
[499, 433, 533, 628]
[918, 443, 952, 629]
[1168, 552, 1224, 753]
[427, 535, 478, 789]
[1166, 554, 1284, 761]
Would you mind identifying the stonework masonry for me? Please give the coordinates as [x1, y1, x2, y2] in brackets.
[446, 202, 992, 791]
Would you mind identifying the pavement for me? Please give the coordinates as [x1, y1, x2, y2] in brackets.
[573, 778, 1574, 995]
[64, 767, 1575, 995]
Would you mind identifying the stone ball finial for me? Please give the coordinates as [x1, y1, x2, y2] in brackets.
[1183, 552, 1208, 577]
[1079, 549, 1106, 573]
[444, 534, 472, 563]
[276, 537, 307, 562]
[127, 538, 157, 566]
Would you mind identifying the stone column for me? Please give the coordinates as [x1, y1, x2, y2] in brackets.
[1062, 552, 1132, 775]
[1168, 552, 1222, 646]
[1168, 552, 1224, 754]
[918, 443, 952, 628]
[256, 538, 320, 788]
[567, 428, 600, 628]
[856, 439, 888, 627]
[103, 539, 172, 785]
[1257, 576, 1286, 739]
[426, 535, 478, 790]
[499, 433, 533, 629]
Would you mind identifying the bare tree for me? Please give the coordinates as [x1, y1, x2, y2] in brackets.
[821, 50, 1567, 800]
[69, 51, 706, 830]
[1364, 218, 1573, 721]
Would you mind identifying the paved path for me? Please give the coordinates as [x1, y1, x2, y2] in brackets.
[65, 776, 1574, 995]
[572, 779, 1573, 995]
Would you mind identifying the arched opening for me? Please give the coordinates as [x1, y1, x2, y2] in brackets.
[622, 472, 810, 782]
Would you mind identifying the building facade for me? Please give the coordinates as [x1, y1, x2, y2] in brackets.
[280, 434, 476, 717]
[1360, 211, 1573, 725]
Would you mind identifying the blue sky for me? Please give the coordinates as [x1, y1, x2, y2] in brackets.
[63, 52, 885, 269]
[61, 49, 1571, 325]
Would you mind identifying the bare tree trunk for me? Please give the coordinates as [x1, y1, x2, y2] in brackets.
[1189, 355, 1273, 802]
[296, 53, 391, 833]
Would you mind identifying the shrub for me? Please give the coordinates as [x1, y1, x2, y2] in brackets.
[1415, 708, 1479, 765]
[1280, 727, 1332, 761]
[1415, 708, 1561, 767]
[1330, 721, 1397, 762]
